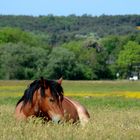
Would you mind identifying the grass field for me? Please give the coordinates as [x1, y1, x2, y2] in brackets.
[0, 80, 140, 140]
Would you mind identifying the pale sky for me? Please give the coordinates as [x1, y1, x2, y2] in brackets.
[0, 0, 140, 16]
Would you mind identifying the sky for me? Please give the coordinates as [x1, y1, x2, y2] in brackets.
[0, 0, 140, 16]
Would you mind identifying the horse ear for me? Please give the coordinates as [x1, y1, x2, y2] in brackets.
[40, 77, 44, 86]
[40, 77, 44, 82]
[57, 77, 63, 85]
[40, 77, 48, 89]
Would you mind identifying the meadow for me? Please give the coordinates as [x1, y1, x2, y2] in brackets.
[0, 80, 140, 140]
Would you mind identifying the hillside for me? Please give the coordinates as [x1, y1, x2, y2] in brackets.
[0, 15, 140, 44]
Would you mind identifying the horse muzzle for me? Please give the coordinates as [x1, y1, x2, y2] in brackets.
[52, 115, 62, 123]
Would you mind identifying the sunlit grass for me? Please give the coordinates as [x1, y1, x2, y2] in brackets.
[1, 91, 140, 99]
[0, 105, 140, 140]
[0, 80, 140, 99]
[0, 80, 140, 140]
[66, 91, 140, 99]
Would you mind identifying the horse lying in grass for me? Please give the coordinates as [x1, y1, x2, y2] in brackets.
[15, 77, 90, 125]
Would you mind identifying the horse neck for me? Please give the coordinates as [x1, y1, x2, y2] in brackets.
[21, 102, 38, 117]
[21, 90, 40, 117]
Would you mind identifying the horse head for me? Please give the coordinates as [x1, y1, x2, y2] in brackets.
[38, 77, 64, 123]
[16, 77, 64, 123]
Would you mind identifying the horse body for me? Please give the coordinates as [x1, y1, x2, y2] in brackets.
[15, 78, 90, 125]
[62, 97, 90, 125]
[61, 97, 79, 122]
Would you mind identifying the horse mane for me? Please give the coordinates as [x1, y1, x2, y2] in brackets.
[16, 78, 64, 107]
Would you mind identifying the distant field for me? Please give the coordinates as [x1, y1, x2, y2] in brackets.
[0, 80, 140, 140]
[0, 80, 140, 97]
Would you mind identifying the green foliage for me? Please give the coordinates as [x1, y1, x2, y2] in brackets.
[0, 15, 139, 80]
[100, 36, 122, 54]
[0, 27, 33, 45]
[61, 40, 107, 79]
[117, 41, 140, 78]
[118, 41, 140, 66]
[44, 47, 92, 80]
[45, 47, 76, 79]
[0, 43, 49, 79]
[0, 15, 140, 44]
[0, 27, 50, 48]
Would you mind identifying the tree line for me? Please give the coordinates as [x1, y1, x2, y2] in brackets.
[0, 14, 140, 45]
[0, 15, 140, 80]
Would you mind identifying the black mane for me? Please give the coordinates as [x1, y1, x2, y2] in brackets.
[16, 79, 64, 107]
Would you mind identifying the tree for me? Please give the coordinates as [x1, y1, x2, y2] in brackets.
[45, 47, 76, 79]
[0, 43, 49, 79]
[0, 27, 31, 44]
[61, 40, 109, 79]
[117, 41, 140, 78]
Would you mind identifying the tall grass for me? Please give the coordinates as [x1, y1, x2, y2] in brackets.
[0, 80, 140, 140]
[0, 105, 140, 140]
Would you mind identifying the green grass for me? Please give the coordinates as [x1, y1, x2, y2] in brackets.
[0, 80, 140, 140]
[63, 80, 140, 93]
[1, 96, 140, 109]
[73, 96, 140, 109]
[0, 80, 140, 97]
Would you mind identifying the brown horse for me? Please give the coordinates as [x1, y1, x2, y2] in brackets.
[15, 77, 90, 125]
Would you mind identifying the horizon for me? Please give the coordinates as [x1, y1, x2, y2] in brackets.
[0, 13, 140, 17]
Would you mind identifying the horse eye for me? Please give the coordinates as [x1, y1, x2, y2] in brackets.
[49, 98, 55, 102]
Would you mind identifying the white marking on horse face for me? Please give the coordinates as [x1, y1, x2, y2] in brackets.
[34, 106, 39, 113]
[64, 109, 66, 113]
[47, 110, 63, 123]
[52, 115, 61, 123]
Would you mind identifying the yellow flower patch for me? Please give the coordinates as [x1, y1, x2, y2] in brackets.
[0, 85, 140, 99]
[65, 91, 140, 99]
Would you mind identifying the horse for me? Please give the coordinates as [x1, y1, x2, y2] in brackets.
[15, 77, 90, 125]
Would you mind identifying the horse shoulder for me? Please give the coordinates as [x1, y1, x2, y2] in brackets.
[64, 97, 90, 125]
[62, 97, 79, 122]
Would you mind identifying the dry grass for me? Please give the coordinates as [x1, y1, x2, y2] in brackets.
[0, 80, 140, 140]
[0, 105, 140, 140]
